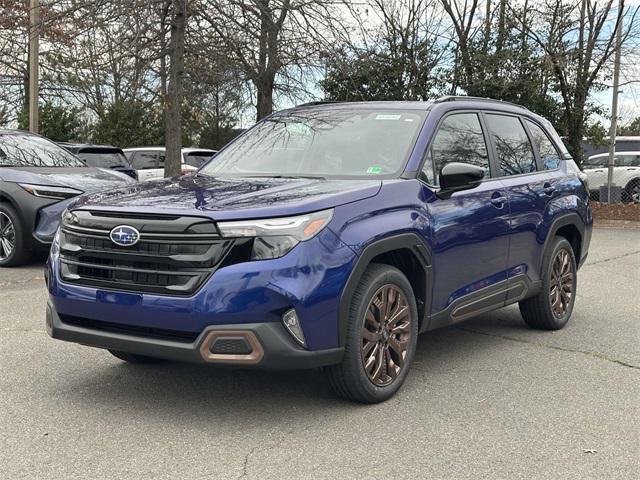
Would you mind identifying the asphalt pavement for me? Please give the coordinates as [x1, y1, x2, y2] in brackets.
[1, 227, 638, 479]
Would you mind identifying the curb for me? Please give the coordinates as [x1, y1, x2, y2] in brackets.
[593, 219, 640, 230]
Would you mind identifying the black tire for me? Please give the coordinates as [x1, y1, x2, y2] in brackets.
[519, 237, 577, 330]
[623, 178, 640, 204]
[108, 350, 165, 364]
[0, 202, 30, 267]
[325, 263, 419, 403]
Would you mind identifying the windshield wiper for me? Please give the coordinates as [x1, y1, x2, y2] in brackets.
[244, 174, 327, 180]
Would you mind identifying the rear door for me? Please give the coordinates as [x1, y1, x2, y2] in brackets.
[421, 112, 511, 320]
[484, 113, 550, 288]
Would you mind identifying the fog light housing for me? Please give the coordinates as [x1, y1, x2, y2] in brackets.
[282, 309, 306, 347]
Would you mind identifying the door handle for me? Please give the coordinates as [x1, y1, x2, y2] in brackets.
[490, 192, 507, 208]
[543, 183, 555, 195]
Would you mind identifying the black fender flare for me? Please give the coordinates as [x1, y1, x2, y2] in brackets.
[540, 212, 586, 271]
[338, 233, 432, 346]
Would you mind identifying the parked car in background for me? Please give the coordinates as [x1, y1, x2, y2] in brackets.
[45, 98, 591, 403]
[123, 147, 217, 181]
[583, 151, 640, 203]
[0, 130, 136, 266]
[59, 143, 138, 180]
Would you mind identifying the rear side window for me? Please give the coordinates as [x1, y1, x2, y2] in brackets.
[422, 113, 490, 185]
[130, 151, 158, 170]
[525, 120, 561, 170]
[486, 114, 536, 176]
[616, 155, 640, 167]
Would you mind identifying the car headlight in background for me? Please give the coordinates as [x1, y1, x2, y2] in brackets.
[217, 209, 334, 260]
[18, 183, 83, 200]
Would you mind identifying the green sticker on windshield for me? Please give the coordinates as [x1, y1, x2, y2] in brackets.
[286, 122, 311, 135]
[366, 166, 383, 174]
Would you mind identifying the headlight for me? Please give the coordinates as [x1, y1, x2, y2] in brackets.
[217, 209, 334, 260]
[19, 183, 83, 200]
[50, 227, 61, 256]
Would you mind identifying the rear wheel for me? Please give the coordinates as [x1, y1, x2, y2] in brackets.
[519, 237, 577, 330]
[109, 350, 165, 364]
[0, 203, 30, 267]
[325, 264, 418, 403]
[623, 178, 640, 204]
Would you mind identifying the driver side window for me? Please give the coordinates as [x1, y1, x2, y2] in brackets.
[421, 113, 490, 186]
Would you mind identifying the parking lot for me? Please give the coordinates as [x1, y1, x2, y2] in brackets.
[0, 227, 638, 479]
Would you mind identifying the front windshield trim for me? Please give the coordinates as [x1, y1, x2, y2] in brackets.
[199, 108, 428, 180]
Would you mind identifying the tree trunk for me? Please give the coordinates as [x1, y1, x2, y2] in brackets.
[255, 74, 274, 121]
[566, 112, 585, 167]
[164, 0, 186, 178]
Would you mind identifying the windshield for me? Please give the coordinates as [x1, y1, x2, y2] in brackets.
[199, 109, 426, 178]
[0, 133, 86, 167]
[77, 150, 128, 168]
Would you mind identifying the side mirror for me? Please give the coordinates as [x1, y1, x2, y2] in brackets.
[437, 162, 485, 199]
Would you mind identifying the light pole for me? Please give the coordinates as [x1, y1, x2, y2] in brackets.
[605, 1, 623, 203]
[28, 0, 39, 133]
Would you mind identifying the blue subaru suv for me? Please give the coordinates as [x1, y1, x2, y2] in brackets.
[46, 97, 592, 403]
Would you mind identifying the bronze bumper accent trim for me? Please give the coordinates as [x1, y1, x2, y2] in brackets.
[199, 330, 265, 364]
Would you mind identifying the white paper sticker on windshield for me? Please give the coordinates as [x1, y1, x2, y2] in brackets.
[375, 114, 401, 120]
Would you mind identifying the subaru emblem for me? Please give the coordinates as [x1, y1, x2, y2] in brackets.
[109, 225, 140, 247]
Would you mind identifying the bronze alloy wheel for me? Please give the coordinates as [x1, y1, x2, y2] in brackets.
[549, 249, 574, 318]
[361, 284, 412, 386]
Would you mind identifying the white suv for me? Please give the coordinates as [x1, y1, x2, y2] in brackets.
[583, 151, 640, 203]
[123, 147, 217, 181]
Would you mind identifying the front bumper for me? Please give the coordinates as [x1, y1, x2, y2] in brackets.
[46, 302, 344, 369]
[47, 224, 357, 360]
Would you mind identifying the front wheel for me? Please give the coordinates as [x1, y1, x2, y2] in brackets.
[0, 203, 30, 267]
[325, 264, 418, 403]
[519, 237, 577, 330]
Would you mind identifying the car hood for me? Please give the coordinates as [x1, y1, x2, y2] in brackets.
[71, 174, 383, 220]
[0, 167, 134, 193]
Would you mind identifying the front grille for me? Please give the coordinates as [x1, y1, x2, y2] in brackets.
[59, 313, 199, 343]
[58, 210, 234, 296]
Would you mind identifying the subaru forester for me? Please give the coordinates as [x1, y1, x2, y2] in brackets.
[45, 97, 592, 403]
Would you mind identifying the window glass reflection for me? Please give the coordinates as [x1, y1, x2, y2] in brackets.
[426, 113, 489, 185]
[486, 114, 536, 176]
[525, 120, 561, 170]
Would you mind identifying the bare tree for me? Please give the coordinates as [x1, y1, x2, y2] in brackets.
[324, 0, 450, 101]
[516, 0, 638, 163]
[198, 0, 337, 121]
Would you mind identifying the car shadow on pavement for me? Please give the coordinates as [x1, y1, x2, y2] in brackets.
[60, 309, 530, 428]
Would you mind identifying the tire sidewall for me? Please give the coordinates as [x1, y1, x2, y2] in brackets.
[0, 203, 26, 267]
[346, 266, 419, 402]
[541, 238, 577, 328]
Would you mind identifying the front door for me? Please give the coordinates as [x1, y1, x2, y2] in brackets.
[420, 112, 511, 318]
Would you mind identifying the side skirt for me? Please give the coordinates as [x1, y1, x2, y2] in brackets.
[425, 274, 541, 331]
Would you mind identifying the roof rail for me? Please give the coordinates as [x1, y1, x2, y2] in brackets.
[434, 95, 530, 111]
[296, 100, 342, 107]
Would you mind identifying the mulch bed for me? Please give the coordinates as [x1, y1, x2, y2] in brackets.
[590, 202, 640, 222]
